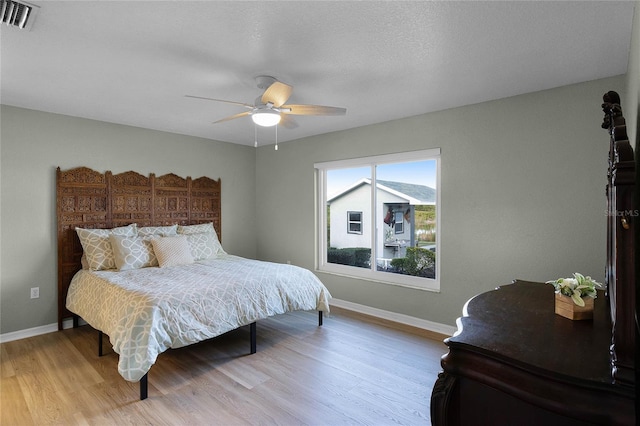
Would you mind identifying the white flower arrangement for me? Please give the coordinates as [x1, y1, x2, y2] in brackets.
[546, 273, 603, 307]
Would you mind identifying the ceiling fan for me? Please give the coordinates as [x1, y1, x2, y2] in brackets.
[186, 75, 346, 129]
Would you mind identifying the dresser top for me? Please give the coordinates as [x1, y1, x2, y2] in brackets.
[446, 280, 613, 385]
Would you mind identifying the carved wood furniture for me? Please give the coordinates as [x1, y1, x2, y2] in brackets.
[430, 91, 637, 425]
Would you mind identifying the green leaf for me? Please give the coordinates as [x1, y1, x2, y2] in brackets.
[571, 291, 585, 307]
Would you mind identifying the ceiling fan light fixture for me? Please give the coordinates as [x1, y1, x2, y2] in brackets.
[252, 109, 281, 127]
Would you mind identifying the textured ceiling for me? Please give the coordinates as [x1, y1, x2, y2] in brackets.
[1, 1, 635, 146]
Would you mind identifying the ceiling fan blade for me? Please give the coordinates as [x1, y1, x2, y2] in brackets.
[213, 111, 251, 124]
[186, 95, 254, 109]
[261, 82, 292, 108]
[279, 114, 298, 129]
[281, 104, 346, 116]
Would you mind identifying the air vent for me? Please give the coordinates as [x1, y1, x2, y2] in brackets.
[1, 0, 39, 31]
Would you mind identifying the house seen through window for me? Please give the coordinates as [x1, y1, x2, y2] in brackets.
[315, 149, 440, 291]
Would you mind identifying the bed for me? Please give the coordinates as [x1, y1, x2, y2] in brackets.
[57, 167, 331, 400]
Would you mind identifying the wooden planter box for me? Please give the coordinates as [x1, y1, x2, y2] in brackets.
[555, 293, 594, 320]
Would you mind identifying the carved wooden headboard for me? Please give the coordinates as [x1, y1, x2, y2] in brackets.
[56, 167, 221, 330]
[601, 91, 637, 389]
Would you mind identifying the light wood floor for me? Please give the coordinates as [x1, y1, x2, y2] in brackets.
[1, 309, 448, 425]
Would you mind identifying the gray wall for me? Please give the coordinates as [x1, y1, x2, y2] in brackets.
[0, 107, 257, 334]
[255, 76, 626, 327]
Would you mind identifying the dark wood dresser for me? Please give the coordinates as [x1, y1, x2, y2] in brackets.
[430, 280, 634, 425]
[430, 92, 637, 425]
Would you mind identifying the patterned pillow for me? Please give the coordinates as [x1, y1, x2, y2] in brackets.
[109, 234, 159, 271]
[80, 254, 89, 270]
[185, 232, 225, 261]
[138, 224, 178, 236]
[151, 235, 194, 268]
[178, 223, 222, 253]
[177, 222, 216, 236]
[76, 224, 137, 271]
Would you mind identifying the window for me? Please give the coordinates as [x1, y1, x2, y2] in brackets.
[394, 211, 404, 234]
[315, 149, 440, 291]
[347, 211, 363, 234]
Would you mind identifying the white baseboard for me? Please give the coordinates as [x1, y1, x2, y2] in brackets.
[0, 318, 79, 343]
[330, 298, 457, 337]
[1, 303, 455, 344]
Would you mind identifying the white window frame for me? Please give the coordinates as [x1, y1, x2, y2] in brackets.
[347, 211, 363, 234]
[315, 148, 441, 292]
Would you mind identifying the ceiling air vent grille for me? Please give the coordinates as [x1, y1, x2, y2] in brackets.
[1, 0, 38, 31]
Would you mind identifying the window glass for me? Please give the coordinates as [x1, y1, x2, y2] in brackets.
[316, 149, 440, 290]
[326, 167, 371, 269]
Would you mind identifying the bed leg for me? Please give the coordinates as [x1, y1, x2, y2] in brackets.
[98, 330, 104, 357]
[319, 310, 323, 326]
[73, 315, 79, 328]
[140, 373, 148, 400]
[250, 322, 257, 354]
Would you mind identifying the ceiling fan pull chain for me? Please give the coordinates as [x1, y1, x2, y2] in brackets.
[275, 124, 278, 151]
[254, 124, 258, 148]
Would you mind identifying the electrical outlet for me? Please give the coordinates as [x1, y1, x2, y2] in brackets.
[30, 287, 39, 299]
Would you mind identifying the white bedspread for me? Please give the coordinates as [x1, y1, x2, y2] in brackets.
[66, 254, 331, 382]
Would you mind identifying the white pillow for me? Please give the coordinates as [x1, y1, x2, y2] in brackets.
[138, 224, 178, 236]
[109, 234, 158, 271]
[76, 224, 137, 271]
[185, 232, 224, 261]
[151, 235, 194, 268]
[178, 223, 223, 256]
[178, 222, 216, 236]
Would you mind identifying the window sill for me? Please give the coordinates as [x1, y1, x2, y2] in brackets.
[315, 266, 440, 293]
